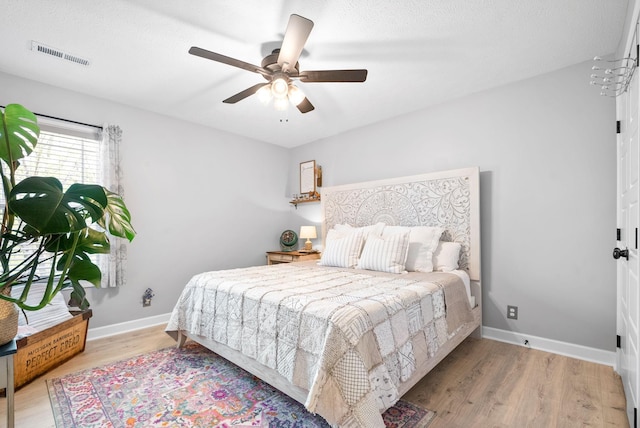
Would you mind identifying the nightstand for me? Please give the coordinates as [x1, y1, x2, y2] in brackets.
[266, 250, 321, 265]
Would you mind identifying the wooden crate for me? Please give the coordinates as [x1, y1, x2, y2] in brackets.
[13, 309, 92, 389]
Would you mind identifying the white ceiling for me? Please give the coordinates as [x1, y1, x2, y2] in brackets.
[0, 0, 629, 148]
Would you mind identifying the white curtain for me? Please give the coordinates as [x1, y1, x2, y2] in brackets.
[99, 125, 127, 288]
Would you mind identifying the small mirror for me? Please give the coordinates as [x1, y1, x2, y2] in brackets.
[300, 160, 316, 195]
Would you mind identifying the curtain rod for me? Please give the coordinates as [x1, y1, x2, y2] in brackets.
[0, 105, 103, 130]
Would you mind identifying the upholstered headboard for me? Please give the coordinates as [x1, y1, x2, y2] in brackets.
[321, 167, 481, 281]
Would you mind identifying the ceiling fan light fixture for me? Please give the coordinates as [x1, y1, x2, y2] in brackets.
[288, 84, 305, 106]
[271, 77, 289, 99]
[188, 15, 366, 114]
[257, 84, 272, 105]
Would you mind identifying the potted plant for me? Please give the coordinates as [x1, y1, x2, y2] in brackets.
[0, 104, 135, 345]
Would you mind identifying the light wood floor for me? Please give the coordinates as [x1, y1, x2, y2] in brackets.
[0, 325, 628, 427]
[404, 337, 629, 428]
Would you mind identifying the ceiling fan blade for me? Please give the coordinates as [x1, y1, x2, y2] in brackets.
[277, 15, 314, 72]
[299, 69, 368, 82]
[297, 97, 315, 114]
[189, 47, 270, 76]
[223, 83, 269, 104]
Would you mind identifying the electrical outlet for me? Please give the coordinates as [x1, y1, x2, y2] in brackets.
[142, 288, 155, 307]
[507, 305, 518, 320]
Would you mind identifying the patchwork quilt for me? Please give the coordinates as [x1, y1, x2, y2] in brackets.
[166, 262, 473, 427]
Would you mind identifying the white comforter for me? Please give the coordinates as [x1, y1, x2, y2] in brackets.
[166, 262, 472, 427]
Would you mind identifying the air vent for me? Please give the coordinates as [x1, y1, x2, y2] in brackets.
[30, 41, 90, 66]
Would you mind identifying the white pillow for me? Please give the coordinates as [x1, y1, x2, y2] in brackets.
[383, 226, 444, 272]
[319, 228, 364, 268]
[356, 231, 410, 274]
[433, 241, 462, 272]
[334, 222, 385, 241]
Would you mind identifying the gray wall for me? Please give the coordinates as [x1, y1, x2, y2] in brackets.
[0, 59, 617, 352]
[0, 71, 292, 328]
[288, 60, 617, 351]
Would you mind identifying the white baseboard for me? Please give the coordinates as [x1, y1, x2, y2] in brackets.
[482, 326, 616, 368]
[87, 312, 172, 341]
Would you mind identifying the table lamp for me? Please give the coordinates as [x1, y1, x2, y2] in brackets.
[299, 226, 317, 251]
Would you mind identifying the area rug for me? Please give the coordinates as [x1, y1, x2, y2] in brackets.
[47, 342, 435, 427]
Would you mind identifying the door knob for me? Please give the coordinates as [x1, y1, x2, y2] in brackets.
[613, 247, 629, 260]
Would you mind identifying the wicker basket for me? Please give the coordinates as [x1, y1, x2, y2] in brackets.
[0, 287, 18, 346]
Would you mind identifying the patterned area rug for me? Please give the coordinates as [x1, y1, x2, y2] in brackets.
[47, 342, 435, 427]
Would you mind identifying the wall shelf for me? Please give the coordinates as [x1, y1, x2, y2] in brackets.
[290, 197, 321, 208]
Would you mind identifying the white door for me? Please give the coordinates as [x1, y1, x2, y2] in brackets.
[617, 67, 640, 427]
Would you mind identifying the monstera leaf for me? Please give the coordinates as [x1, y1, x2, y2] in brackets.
[99, 189, 136, 242]
[0, 103, 39, 164]
[9, 177, 107, 234]
[47, 227, 111, 257]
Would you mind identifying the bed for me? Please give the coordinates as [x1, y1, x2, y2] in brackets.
[166, 167, 482, 427]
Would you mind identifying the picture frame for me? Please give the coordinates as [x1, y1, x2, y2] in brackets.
[300, 160, 316, 195]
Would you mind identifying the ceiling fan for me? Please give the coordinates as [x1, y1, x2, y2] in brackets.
[189, 14, 368, 114]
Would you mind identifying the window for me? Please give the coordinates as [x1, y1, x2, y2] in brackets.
[2, 116, 104, 279]
[16, 119, 101, 188]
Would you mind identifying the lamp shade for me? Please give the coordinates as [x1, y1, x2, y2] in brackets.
[271, 77, 289, 98]
[288, 84, 306, 106]
[299, 226, 317, 239]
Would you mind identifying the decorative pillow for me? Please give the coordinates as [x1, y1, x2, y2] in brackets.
[356, 231, 411, 274]
[319, 228, 364, 268]
[433, 241, 462, 272]
[383, 225, 444, 272]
